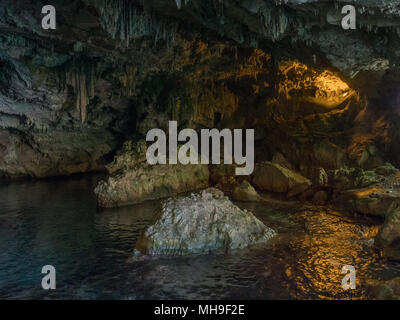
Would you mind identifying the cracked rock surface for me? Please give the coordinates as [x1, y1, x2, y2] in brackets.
[134, 188, 276, 256]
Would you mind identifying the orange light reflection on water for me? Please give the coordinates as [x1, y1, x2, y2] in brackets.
[275, 208, 381, 299]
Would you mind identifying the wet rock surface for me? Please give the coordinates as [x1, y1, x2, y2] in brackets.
[232, 180, 263, 202]
[335, 186, 400, 217]
[333, 169, 400, 217]
[253, 161, 312, 198]
[94, 141, 210, 207]
[134, 188, 276, 257]
[312, 190, 328, 206]
[368, 277, 400, 300]
[329, 169, 400, 261]
[376, 208, 400, 260]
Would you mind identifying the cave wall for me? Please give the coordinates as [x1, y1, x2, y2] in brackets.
[0, 0, 400, 178]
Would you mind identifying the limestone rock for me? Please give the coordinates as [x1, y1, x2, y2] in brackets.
[335, 186, 400, 217]
[313, 141, 347, 169]
[134, 188, 276, 257]
[376, 209, 400, 260]
[331, 167, 384, 190]
[209, 164, 238, 192]
[357, 145, 385, 170]
[302, 166, 328, 187]
[317, 168, 329, 186]
[368, 277, 400, 300]
[312, 190, 328, 206]
[232, 180, 262, 202]
[271, 152, 293, 170]
[94, 141, 210, 208]
[2, 0, 400, 181]
[375, 163, 399, 177]
[253, 161, 311, 197]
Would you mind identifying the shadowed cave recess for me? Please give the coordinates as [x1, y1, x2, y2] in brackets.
[3, 0, 400, 299]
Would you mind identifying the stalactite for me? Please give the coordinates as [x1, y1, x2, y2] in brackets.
[258, 4, 301, 42]
[213, 0, 224, 21]
[175, 0, 193, 9]
[57, 58, 97, 123]
[116, 64, 139, 97]
[249, 35, 259, 48]
[99, 0, 177, 47]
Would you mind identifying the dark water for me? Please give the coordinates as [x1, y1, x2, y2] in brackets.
[1, 175, 400, 300]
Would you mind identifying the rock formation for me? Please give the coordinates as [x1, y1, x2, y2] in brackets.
[368, 277, 400, 300]
[253, 161, 312, 197]
[94, 141, 209, 207]
[232, 180, 263, 202]
[134, 188, 276, 257]
[376, 208, 400, 260]
[332, 169, 400, 261]
[312, 190, 328, 206]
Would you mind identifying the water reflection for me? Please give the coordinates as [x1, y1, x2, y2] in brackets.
[0, 176, 400, 299]
[281, 209, 378, 299]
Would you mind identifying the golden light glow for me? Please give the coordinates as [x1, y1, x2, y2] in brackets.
[280, 208, 378, 299]
[353, 187, 383, 198]
[278, 61, 353, 109]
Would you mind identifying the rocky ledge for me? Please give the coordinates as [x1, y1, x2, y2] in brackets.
[368, 277, 400, 300]
[94, 140, 210, 208]
[331, 166, 400, 260]
[134, 188, 276, 257]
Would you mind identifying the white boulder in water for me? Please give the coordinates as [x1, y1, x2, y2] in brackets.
[134, 188, 276, 257]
